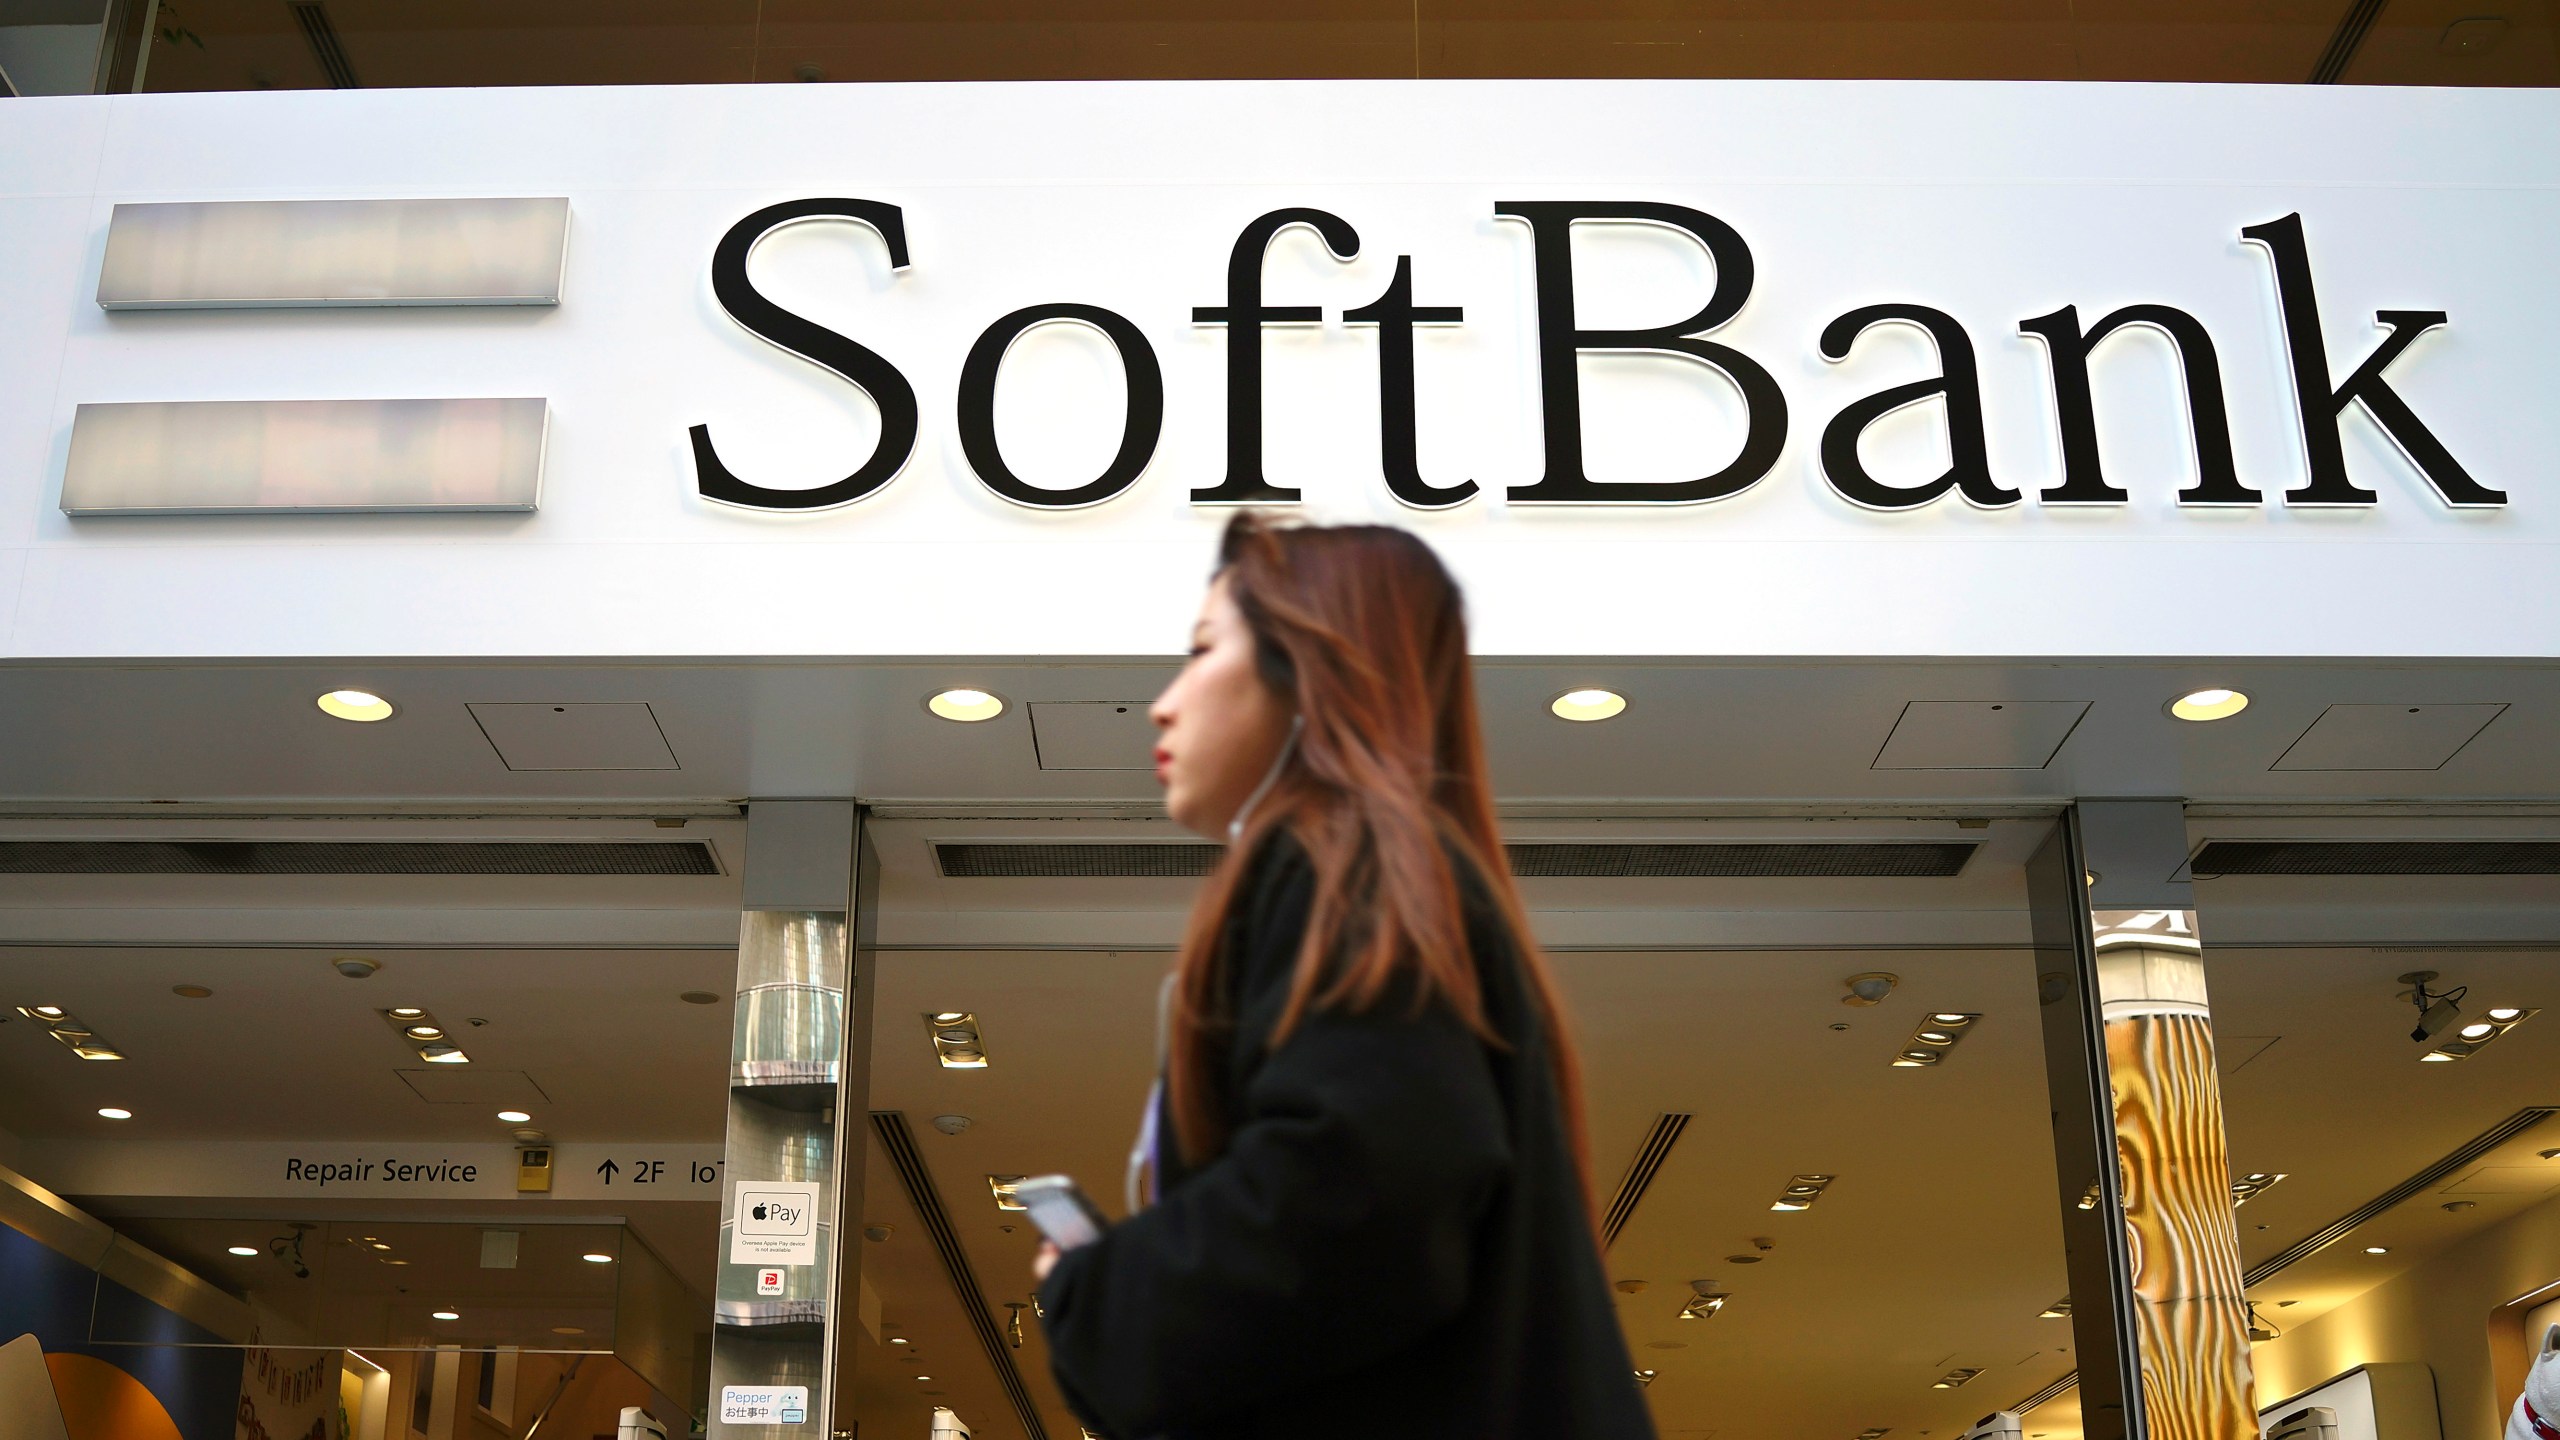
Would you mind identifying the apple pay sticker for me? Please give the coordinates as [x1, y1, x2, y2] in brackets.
[728, 1180, 823, 1266]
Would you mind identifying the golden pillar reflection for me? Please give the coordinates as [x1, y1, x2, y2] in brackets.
[2094, 910, 2261, 1440]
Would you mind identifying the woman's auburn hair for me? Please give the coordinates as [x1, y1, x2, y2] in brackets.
[1164, 511, 1592, 1190]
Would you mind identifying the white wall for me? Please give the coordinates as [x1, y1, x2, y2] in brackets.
[2, 81, 2555, 662]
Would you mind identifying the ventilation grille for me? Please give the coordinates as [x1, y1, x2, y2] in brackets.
[938, 842, 1222, 878]
[2309, 0, 2387, 82]
[936, 841, 1977, 880]
[872, 1112, 1050, 1440]
[0, 840, 719, 876]
[2242, 1106, 2557, 1286]
[1509, 842, 1973, 878]
[288, 1, 362, 87]
[1601, 1112, 1690, 1249]
[2191, 840, 2560, 877]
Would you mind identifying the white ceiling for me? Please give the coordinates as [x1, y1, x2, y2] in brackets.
[2, 657, 2557, 811]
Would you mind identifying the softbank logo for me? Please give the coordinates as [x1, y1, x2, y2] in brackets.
[690, 200, 2506, 516]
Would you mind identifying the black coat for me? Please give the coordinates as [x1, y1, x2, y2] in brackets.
[1038, 835, 1657, 1440]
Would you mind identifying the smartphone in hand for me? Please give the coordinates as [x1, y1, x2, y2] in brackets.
[1013, 1175, 1110, 1252]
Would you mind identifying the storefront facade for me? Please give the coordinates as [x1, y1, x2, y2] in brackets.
[3, 64, 2558, 1440]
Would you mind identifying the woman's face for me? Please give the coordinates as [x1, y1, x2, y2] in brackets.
[1151, 575, 1294, 838]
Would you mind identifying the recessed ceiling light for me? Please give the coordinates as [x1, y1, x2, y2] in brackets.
[97, 1107, 132, 1120]
[2230, 1173, 2288, 1207]
[2364, 1246, 2388, 1254]
[916, 1375, 933, 1382]
[496, 1110, 532, 1123]
[420, 1044, 470, 1064]
[2168, 688, 2250, 722]
[988, 1175, 1029, 1212]
[431, 1310, 460, 1321]
[1890, 1011, 1979, 1068]
[388, 1007, 426, 1019]
[2421, 1005, 2537, 1062]
[371, 1242, 391, 1251]
[582, 1253, 614, 1264]
[680, 991, 720, 1006]
[317, 689, 397, 723]
[1770, 1173, 1836, 1212]
[1550, 688, 1628, 723]
[929, 1012, 989, 1069]
[172, 984, 213, 999]
[549, 1326, 584, 1336]
[33, 1005, 64, 1018]
[405, 1025, 445, 1040]
[926, 688, 1005, 723]
[227, 1245, 258, 1257]
[889, 1338, 909, 1345]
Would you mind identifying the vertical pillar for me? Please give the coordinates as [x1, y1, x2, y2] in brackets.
[2030, 801, 2260, 1440]
[713, 802, 874, 1438]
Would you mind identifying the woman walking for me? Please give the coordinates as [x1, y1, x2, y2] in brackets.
[1033, 514, 1655, 1440]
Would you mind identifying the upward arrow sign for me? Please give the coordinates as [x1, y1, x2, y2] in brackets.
[596, 1159, 620, 1184]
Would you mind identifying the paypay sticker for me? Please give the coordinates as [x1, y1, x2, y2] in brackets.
[728, 1180, 822, 1266]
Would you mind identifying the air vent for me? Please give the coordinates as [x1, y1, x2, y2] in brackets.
[1509, 842, 1974, 878]
[288, 1, 361, 87]
[0, 840, 719, 876]
[937, 843, 1221, 878]
[1601, 1112, 1690, 1249]
[2191, 840, 2560, 877]
[873, 1112, 1050, 1440]
[934, 841, 1978, 880]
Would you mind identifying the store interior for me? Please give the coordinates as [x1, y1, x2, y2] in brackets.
[0, 652, 2554, 1438]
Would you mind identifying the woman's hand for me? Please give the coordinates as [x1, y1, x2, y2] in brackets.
[1033, 1240, 1061, 1283]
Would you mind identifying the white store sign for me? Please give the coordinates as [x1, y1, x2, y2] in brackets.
[2, 82, 2555, 662]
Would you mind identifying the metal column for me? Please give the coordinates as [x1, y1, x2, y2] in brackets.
[2030, 800, 2261, 1440]
[711, 802, 876, 1438]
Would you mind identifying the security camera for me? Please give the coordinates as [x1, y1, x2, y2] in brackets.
[332, 957, 380, 980]
[2411, 997, 2460, 1044]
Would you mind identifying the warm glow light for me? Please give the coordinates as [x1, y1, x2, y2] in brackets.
[405, 1025, 444, 1040]
[317, 689, 396, 723]
[927, 688, 1005, 723]
[2419, 1052, 2457, 1062]
[33, 1006, 63, 1018]
[582, 1253, 615, 1264]
[421, 1045, 470, 1064]
[431, 1310, 460, 1321]
[388, 1007, 425, 1018]
[227, 1245, 258, 1257]
[1550, 688, 1629, 723]
[2487, 1007, 2524, 1022]
[2364, 1246, 2389, 1254]
[97, 1107, 132, 1120]
[2459, 1022, 2496, 1040]
[2169, 688, 2250, 722]
[497, 1110, 532, 1124]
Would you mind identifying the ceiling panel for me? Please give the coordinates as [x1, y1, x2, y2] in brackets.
[126, 0, 2560, 87]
